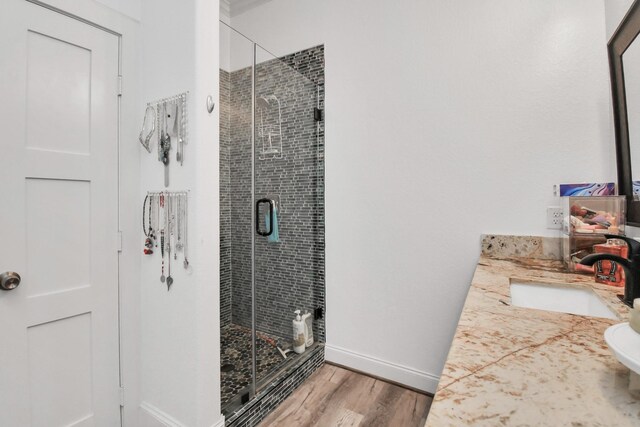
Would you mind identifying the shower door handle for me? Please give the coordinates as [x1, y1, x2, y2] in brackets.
[256, 198, 274, 237]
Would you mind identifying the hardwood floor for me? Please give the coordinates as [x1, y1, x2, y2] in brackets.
[258, 364, 432, 427]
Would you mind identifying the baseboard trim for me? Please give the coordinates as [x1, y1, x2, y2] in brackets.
[139, 402, 225, 427]
[139, 402, 186, 427]
[324, 344, 440, 394]
[140, 402, 224, 427]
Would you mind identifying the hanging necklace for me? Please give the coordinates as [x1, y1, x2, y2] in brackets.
[166, 194, 173, 289]
[169, 194, 179, 260]
[143, 195, 150, 237]
[143, 195, 154, 255]
[165, 194, 173, 291]
[160, 193, 166, 283]
[149, 195, 156, 239]
[173, 194, 179, 260]
[176, 195, 184, 253]
[183, 193, 189, 269]
[150, 195, 156, 238]
[155, 193, 160, 247]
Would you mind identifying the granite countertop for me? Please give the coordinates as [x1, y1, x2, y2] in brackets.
[426, 253, 640, 426]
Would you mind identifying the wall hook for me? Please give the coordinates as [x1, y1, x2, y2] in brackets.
[206, 95, 215, 114]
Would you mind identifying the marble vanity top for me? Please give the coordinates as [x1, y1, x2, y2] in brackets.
[425, 249, 640, 426]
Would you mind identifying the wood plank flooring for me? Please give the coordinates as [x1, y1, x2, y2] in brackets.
[258, 364, 432, 427]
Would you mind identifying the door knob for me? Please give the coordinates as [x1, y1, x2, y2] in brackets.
[0, 272, 21, 290]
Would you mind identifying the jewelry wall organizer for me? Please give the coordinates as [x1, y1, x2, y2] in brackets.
[138, 92, 188, 187]
[143, 191, 190, 290]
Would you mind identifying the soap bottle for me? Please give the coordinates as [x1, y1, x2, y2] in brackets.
[630, 298, 640, 334]
[292, 310, 306, 354]
[301, 311, 314, 347]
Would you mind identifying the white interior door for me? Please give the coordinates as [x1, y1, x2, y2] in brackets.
[0, 1, 121, 426]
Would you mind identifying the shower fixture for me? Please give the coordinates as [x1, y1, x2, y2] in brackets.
[257, 94, 283, 159]
[256, 95, 274, 110]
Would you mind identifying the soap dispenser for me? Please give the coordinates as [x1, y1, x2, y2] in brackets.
[292, 310, 306, 354]
[301, 311, 314, 347]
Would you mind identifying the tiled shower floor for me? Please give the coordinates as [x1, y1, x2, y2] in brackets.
[221, 324, 301, 408]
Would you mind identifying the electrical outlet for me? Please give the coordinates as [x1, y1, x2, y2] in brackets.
[547, 207, 563, 229]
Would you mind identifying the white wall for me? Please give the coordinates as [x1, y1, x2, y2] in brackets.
[220, 22, 232, 72]
[139, 3, 197, 422]
[94, 0, 141, 21]
[193, 0, 221, 424]
[229, 0, 616, 392]
[139, 0, 222, 426]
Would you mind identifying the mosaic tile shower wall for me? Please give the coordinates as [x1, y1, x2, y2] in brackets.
[219, 45, 325, 343]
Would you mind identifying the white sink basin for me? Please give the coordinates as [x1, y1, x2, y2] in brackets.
[510, 281, 618, 320]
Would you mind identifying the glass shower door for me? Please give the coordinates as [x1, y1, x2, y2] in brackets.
[219, 22, 256, 411]
[253, 46, 324, 389]
[220, 20, 324, 414]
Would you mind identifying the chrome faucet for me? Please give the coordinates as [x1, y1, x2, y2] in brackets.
[579, 234, 640, 307]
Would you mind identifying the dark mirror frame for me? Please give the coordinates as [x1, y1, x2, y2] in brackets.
[611, 0, 640, 226]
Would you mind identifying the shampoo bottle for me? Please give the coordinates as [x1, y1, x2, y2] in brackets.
[301, 311, 314, 347]
[293, 310, 306, 354]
